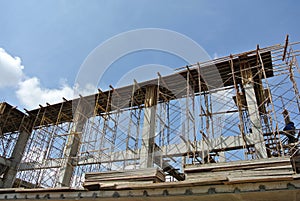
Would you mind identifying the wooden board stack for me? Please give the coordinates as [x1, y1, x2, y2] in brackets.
[83, 168, 165, 190]
[184, 157, 295, 184]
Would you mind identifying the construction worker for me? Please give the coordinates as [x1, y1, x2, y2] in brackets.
[283, 121, 296, 144]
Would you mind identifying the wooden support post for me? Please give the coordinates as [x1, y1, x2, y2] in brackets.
[140, 85, 158, 168]
[230, 55, 249, 159]
[282, 34, 289, 61]
[282, 109, 291, 125]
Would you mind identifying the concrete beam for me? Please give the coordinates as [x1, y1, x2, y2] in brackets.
[19, 134, 255, 171]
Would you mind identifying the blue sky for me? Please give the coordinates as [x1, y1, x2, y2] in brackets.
[0, 0, 299, 109]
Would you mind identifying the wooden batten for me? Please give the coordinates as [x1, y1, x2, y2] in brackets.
[83, 168, 165, 190]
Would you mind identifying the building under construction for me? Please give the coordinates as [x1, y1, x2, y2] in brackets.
[1, 37, 300, 200]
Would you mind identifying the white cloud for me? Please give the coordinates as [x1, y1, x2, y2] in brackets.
[0, 47, 109, 109]
[0, 47, 88, 109]
[0, 48, 24, 87]
[16, 78, 97, 109]
[16, 77, 74, 109]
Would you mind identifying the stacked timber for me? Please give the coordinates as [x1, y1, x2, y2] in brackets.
[83, 168, 165, 190]
[184, 157, 295, 184]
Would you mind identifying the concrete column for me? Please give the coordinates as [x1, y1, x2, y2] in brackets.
[140, 86, 158, 168]
[2, 129, 31, 188]
[240, 58, 268, 159]
[244, 83, 267, 158]
[57, 101, 87, 187]
[218, 152, 226, 162]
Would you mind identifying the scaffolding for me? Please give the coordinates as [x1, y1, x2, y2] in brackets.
[0, 38, 300, 188]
